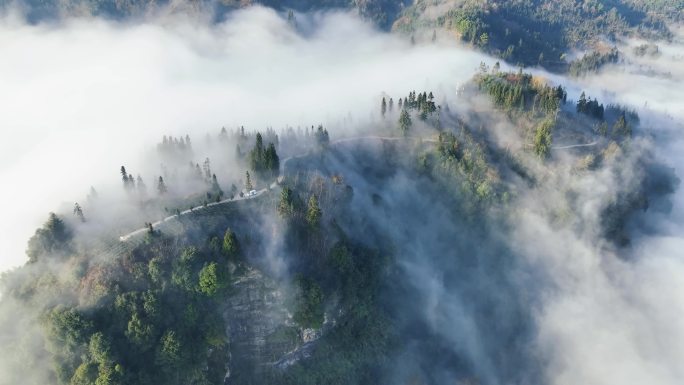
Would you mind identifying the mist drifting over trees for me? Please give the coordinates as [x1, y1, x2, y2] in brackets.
[1, 3, 684, 385]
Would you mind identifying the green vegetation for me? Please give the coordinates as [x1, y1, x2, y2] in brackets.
[222, 228, 240, 261]
[3, 70, 675, 385]
[569, 48, 620, 76]
[292, 278, 324, 329]
[476, 70, 566, 115]
[198, 262, 229, 296]
[26, 213, 72, 263]
[577, 91, 605, 120]
[248, 133, 280, 179]
[395, 0, 678, 72]
[533, 118, 555, 159]
[398, 109, 412, 135]
[314, 125, 330, 148]
[305, 195, 322, 228]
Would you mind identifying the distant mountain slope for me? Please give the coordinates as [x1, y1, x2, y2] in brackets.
[5, 0, 680, 71]
[393, 0, 683, 72]
[2, 0, 408, 28]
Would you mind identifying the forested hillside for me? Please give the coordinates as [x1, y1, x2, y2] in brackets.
[394, 0, 682, 71]
[1, 64, 677, 385]
[2, 0, 408, 27]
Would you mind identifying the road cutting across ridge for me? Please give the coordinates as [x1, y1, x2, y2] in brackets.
[118, 134, 594, 241]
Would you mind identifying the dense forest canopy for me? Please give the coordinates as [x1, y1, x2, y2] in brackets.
[394, 0, 682, 71]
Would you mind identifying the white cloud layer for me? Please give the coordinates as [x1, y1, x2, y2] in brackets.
[0, 7, 488, 271]
[1, 6, 684, 385]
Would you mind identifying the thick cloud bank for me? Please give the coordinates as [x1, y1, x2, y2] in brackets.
[532, 36, 684, 385]
[0, 7, 488, 270]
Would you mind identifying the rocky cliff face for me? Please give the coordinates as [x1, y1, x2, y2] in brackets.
[222, 266, 301, 383]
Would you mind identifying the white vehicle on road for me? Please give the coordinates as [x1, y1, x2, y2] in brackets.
[249, 190, 257, 196]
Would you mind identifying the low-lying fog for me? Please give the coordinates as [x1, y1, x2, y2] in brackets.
[0, 6, 489, 270]
[1, 5, 684, 385]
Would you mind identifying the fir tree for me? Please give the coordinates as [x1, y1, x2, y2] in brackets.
[203, 158, 211, 181]
[120, 166, 129, 189]
[136, 175, 147, 196]
[612, 113, 631, 138]
[222, 228, 240, 260]
[306, 195, 322, 228]
[157, 176, 167, 195]
[73, 203, 85, 223]
[399, 109, 412, 135]
[315, 125, 330, 148]
[277, 187, 296, 217]
[211, 174, 223, 198]
[533, 118, 555, 159]
[245, 171, 253, 191]
[577, 92, 587, 113]
[264, 143, 280, 177]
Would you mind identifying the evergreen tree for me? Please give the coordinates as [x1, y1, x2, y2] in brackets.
[389, 98, 394, 112]
[255, 133, 264, 156]
[203, 158, 211, 181]
[399, 109, 412, 135]
[195, 164, 202, 180]
[73, 203, 85, 223]
[157, 176, 167, 195]
[136, 175, 147, 196]
[277, 187, 296, 218]
[198, 262, 227, 297]
[245, 171, 253, 191]
[264, 143, 280, 177]
[612, 113, 631, 138]
[26, 213, 72, 263]
[287, 9, 296, 26]
[211, 174, 223, 198]
[249, 133, 269, 175]
[306, 195, 322, 228]
[577, 92, 587, 113]
[315, 125, 330, 148]
[381, 97, 387, 118]
[533, 118, 555, 159]
[120, 166, 130, 189]
[222, 229, 240, 261]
